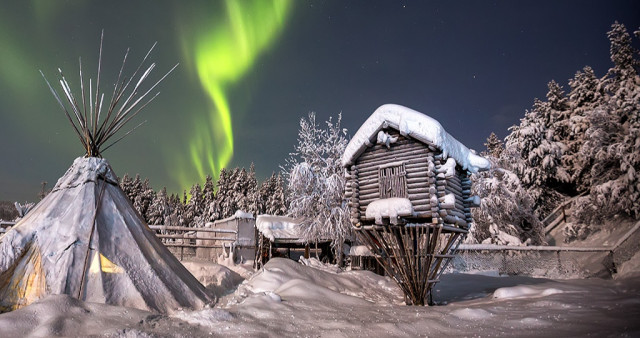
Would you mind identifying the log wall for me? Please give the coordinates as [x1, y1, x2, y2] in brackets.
[344, 127, 477, 229]
[347, 129, 438, 224]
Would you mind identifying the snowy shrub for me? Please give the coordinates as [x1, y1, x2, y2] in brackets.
[285, 112, 352, 259]
[470, 154, 544, 245]
[562, 222, 594, 244]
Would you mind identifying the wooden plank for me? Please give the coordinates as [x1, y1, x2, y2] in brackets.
[156, 234, 235, 241]
[149, 225, 237, 234]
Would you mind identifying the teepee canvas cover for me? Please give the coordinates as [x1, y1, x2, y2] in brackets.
[0, 157, 213, 313]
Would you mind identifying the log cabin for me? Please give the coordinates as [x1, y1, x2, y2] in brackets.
[342, 104, 490, 305]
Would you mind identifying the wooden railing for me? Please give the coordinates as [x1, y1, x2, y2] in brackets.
[0, 221, 16, 234]
[148, 225, 238, 260]
[542, 193, 586, 234]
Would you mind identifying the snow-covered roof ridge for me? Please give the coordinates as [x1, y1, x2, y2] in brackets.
[342, 104, 490, 173]
[53, 157, 119, 192]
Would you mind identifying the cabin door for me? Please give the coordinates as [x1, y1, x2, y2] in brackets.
[378, 163, 408, 199]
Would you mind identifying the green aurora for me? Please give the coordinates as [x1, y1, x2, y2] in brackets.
[177, 0, 293, 188]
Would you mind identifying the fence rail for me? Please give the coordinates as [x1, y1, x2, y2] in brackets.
[148, 225, 237, 234]
[453, 220, 640, 278]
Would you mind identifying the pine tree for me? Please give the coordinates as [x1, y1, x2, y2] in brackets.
[134, 178, 155, 222]
[574, 23, 640, 221]
[120, 174, 134, 202]
[482, 132, 504, 158]
[564, 66, 602, 191]
[148, 187, 170, 225]
[185, 183, 204, 226]
[505, 100, 568, 215]
[211, 168, 231, 220]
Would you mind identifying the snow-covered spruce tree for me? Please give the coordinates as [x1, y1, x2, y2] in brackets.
[573, 23, 640, 222]
[210, 168, 231, 220]
[470, 136, 543, 245]
[257, 173, 275, 215]
[233, 166, 258, 215]
[505, 98, 568, 217]
[184, 183, 204, 227]
[257, 173, 288, 216]
[563, 66, 602, 192]
[286, 112, 351, 263]
[482, 132, 504, 158]
[119, 174, 135, 202]
[147, 187, 170, 225]
[269, 173, 288, 215]
[166, 193, 186, 227]
[135, 178, 156, 223]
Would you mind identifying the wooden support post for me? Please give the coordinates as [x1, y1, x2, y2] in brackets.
[304, 244, 310, 259]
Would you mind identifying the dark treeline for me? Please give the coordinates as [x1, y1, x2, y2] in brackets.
[120, 164, 288, 227]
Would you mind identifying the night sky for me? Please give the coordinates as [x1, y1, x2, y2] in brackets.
[1, 0, 639, 202]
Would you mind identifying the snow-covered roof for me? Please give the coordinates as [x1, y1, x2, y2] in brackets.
[342, 104, 490, 173]
[255, 215, 304, 242]
[53, 157, 119, 191]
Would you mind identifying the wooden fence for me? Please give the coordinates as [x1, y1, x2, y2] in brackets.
[0, 221, 15, 234]
[148, 225, 238, 260]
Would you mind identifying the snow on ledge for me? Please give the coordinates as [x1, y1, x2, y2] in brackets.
[255, 215, 303, 242]
[365, 198, 414, 224]
[341, 104, 490, 173]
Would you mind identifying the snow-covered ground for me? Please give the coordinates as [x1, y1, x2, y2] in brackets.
[1, 257, 639, 337]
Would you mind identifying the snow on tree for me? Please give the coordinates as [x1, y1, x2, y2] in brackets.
[166, 193, 186, 227]
[572, 22, 640, 222]
[482, 132, 504, 158]
[470, 153, 543, 245]
[257, 173, 288, 216]
[135, 178, 156, 223]
[210, 168, 232, 220]
[202, 175, 215, 211]
[148, 187, 170, 225]
[266, 173, 288, 216]
[119, 174, 134, 202]
[505, 98, 568, 216]
[184, 183, 204, 227]
[564, 66, 602, 191]
[286, 112, 351, 262]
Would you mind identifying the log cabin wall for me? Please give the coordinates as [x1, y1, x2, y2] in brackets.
[347, 128, 441, 225]
[434, 155, 473, 229]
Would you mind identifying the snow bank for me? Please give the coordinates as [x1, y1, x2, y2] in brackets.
[244, 258, 402, 305]
[0, 294, 151, 337]
[1, 265, 639, 337]
[255, 215, 304, 242]
[492, 285, 564, 299]
[342, 104, 490, 173]
[180, 261, 245, 297]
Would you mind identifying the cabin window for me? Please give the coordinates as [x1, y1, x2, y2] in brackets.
[378, 163, 407, 199]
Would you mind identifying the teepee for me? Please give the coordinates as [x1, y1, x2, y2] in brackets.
[0, 33, 213, 313]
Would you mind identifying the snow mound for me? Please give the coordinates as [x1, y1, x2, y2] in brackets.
[493, 285, 564, 299]
[171, 308, 234, 328]
[244, 258, 402, 305]
[342, 104, 490, 173]
[0, 294, 150, 337]
[450, 307, 493, 320]
[180, 261, 244, 297]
